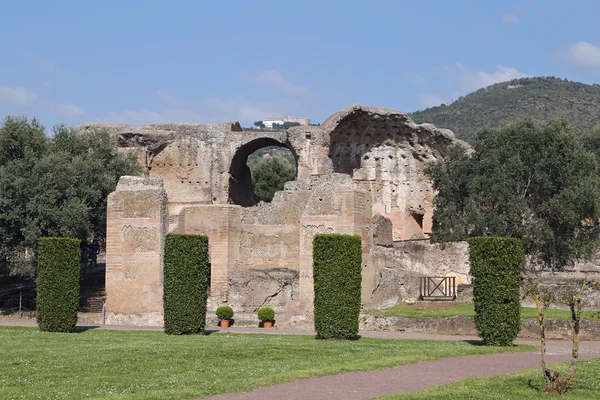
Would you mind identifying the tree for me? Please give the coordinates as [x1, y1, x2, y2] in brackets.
[282, 121, 301, 129]
[0, 117, 140, 276]
[427, 118, 600, 393]
[250, 156, 296, 202]
[427, 118, 600, 270]
[580, 124, 600, 172]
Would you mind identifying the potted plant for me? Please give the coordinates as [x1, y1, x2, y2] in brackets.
[216, 306, 234, 328]
[258, 307, 275, 328]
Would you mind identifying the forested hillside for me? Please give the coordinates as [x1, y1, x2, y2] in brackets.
[410, 77, 600, 141]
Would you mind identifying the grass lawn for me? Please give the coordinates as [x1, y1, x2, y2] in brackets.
[0, 327, 533, 400]
[365, 302, 600, 320]
[381, 358, 600, 399]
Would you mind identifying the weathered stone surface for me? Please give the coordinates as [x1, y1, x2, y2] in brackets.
[372, 214, 393, 247]
[369, 241, 470, 307]
[228, 268, 299, 312]
[359, 315, 600, 340]
[105, 176, 168, 326]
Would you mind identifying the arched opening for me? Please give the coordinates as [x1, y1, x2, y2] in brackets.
[229, 138, 297, 207]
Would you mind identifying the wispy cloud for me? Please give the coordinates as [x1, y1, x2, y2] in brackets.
[455, 64, 528, 92]
[502, 15, 518, 24]
[0, 86, 39, 106]
[565, 41, 600, 68]
[99, 92, 278, 125]
[253, 70, 311, 96]
[52, 103, 86, 117]
[417, 64, 527, 109]
[419, 94, 450, 108]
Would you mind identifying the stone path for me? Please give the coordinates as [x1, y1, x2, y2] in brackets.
[205, 349, 600, 400]
[2, 317, 599, 400]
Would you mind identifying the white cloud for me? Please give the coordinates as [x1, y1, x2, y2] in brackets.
[253, 70, 311, 96]
[566, 41, 600, 68]
[419, 94, 450, 108]
[0, 86, 38, 106]
[502, 15, 518, 24]
[417, 64, 527, 110]
[206, 95, 275, 122]
[52, 103, 86, 117]
[455, 64, 528, 92]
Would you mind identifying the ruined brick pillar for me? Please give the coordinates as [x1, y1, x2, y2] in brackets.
[298, 185, 372, 318]
[105, 176, 168, 326]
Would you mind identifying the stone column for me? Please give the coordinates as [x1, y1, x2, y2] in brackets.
[105, 176, 168, 326]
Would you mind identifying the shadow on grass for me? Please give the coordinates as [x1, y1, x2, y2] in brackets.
[460, 339, 522, 348]
[73, 325, 101, 333]
[461, 339, 486, 346]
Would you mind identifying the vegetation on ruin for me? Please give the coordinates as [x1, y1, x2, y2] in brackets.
[163, 234, 210, 335]
[0, 116, 141, 277]
[0, 327, 533, 400]
[381, 358, 600, 400]
[35, 237, 80, 333]
[410, 77, 600, 142]
[468, 237, 523, 346]
[364, 302, 600, 321]
[249, 154, 296, 202]
[313, 234, 362, 339]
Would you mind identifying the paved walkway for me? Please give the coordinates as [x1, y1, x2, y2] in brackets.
[2, 317, 600, 400]
[205, 350, 600, 400]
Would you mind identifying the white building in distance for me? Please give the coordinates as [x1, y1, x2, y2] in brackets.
[263, 116, 310, 128]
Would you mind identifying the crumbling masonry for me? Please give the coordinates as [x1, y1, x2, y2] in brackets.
[91, 105, 473, 326]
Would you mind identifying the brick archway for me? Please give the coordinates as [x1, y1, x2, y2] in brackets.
[228, 137, 298, 207]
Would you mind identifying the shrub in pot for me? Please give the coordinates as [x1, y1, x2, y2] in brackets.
[258, 307, 275, 328]
[216, 306, 234, 328]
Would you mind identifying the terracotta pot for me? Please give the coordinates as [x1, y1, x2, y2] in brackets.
[221, 319, 230, 328]
[263, 321, 273, 328]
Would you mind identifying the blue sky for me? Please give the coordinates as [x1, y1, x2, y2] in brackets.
[1, 0, 600, 128]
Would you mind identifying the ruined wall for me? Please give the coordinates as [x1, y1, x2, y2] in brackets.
[368, 213, 470, 308]
[105, 176, 168, 325]
[163, 173, 372, 324]
[99, 104, 468, 326]
[322, 105, 460, 240]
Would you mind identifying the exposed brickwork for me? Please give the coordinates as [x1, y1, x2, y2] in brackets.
[105, 176, 168, 326]
[99, 105, 467, 326]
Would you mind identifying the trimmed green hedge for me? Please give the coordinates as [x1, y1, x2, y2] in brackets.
[36, 237, 81, 332]
[163, 234, 210, 335]
[468, 236, 523, 346]
[313, 234, 362, 339]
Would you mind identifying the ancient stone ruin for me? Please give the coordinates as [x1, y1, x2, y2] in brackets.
[87, 104, 473, 326]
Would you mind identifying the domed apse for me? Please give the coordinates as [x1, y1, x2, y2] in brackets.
[228, 138, 297, 207]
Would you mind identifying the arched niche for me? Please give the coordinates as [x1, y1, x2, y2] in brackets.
[228, 137, 298, 207]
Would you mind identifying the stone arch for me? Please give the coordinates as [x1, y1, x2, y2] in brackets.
[228, 136, 298, 207]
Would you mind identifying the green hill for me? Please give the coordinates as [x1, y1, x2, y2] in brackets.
[409, 77, 600, 142]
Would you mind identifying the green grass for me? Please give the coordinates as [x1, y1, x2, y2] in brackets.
[381, 358, 600, 399]
[0, 327, 533, 400]
[365, 302, 600, 321]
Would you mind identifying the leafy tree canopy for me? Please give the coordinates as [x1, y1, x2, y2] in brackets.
[426, 118, 600, 271]
[250, 155, 296, 202]
[0, 116, 140, 276]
